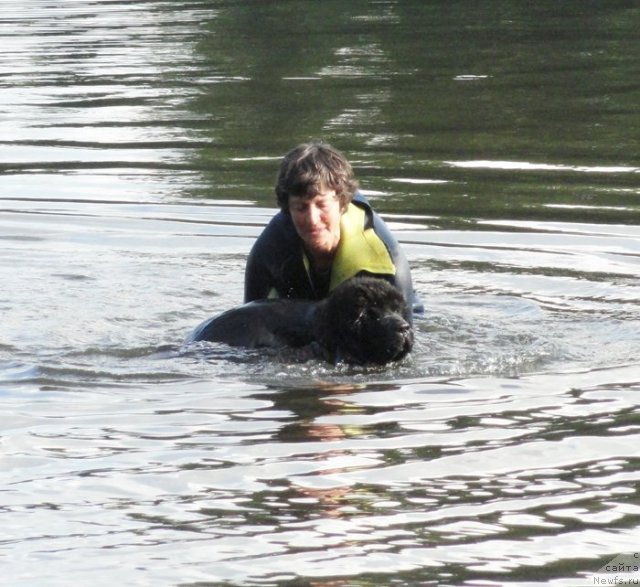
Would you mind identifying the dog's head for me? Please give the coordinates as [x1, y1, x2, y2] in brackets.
[315, 276, 414, 365]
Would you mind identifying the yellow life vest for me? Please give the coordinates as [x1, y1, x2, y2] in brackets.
[301, 202, 396, 292]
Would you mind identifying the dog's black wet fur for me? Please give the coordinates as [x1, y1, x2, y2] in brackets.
[185, 276, 414, 365]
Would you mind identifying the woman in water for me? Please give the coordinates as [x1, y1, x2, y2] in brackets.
[244, 140, 415, 321]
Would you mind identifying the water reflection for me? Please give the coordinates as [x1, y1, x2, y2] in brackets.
[4, 0, 639, 223]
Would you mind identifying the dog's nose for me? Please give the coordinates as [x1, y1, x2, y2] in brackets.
[381, 314, 411, 332]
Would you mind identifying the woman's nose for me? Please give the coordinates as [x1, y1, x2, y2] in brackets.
[306, 203, 322, 226]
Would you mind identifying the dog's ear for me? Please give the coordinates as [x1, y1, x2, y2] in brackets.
[310, 301, 340, 360]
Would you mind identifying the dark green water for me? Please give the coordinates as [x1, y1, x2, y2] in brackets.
[183, 1, 640, 224]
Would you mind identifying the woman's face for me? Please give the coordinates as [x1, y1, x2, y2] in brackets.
[289, 189, 343, 264]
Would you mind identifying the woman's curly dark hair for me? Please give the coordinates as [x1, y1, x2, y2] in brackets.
[275, 140, 359, 212]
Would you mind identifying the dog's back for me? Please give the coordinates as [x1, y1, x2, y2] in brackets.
[185, 299, 317, 349]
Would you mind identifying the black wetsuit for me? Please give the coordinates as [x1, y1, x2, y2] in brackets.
[244, 193, 414, 320]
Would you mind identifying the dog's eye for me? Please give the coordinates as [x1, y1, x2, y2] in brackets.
[367, 308, 382, 321]
[354, 308, 378, 325]
[353, 309, 367, 326]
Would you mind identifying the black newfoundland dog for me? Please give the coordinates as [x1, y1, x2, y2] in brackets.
[185, 276, 414, 365]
